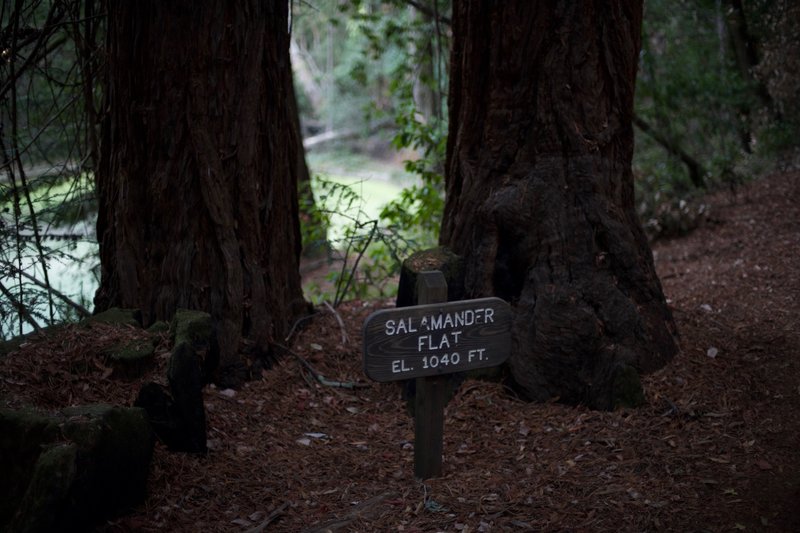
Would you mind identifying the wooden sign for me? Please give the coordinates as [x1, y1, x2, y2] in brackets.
[363, 297, 512, 382]
[362, 271, 513, 480]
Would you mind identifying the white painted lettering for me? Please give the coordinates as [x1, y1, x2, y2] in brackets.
[443, 313, 454, 328]
[464, 309, 474, 326]
[392, 359, 413, 373]
[418, 335, 430, 351]
[438, 334, 450, 349]
[385, 319, 396, 336]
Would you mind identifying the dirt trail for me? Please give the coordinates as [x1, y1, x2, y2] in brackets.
[650, 169, 800, 531]
[2, 171, 799, 532]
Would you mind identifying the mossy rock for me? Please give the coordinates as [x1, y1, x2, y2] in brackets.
[62, 404, 154, 468]
[60, 404, 155, 524]
[0, 404, 155, 532]
[147, 320, 170, 335]
[0, 408, 61, 525]
[85, 307, 143, 328]
[610, 364, 646, 410]
[104, 338, 156, 379]
[7, 444, 78, 533]
[170, 309, 219, 382]
[171, 309, 213, 347]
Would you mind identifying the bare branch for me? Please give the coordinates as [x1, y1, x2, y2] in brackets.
[0, 279, 41, 332]
[273, 343, 370, 390]
[323, 300, 349, 345]
[404, 0, 451, 26]
[0, 259, 91, 318]
[633, 113, 708, 188]
[0, 1, 65, 99]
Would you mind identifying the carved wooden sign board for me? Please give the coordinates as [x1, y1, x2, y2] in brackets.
[362, 298, 512, 382]
[362, 270, 513, 480]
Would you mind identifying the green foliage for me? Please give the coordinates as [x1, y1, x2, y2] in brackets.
[379, 115, 446, 243]
[296, 1, 450, 303]
[347, 0, 450, 246]
[758, 119, 800, 154]
[301, 176, 417, 306]
[634, 0, 799, 238]
[747, 0, 800, 143]
[636, 1, 751, 186]
[1, 0, 100, 338]
[3, 0, 799, 329]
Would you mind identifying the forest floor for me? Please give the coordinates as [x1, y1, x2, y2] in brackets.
[1, 169, 799, 532]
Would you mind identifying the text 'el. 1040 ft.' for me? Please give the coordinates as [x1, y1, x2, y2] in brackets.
[362, 297, 512, 382]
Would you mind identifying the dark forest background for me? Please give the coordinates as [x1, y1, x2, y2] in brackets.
[1, 0, 798, 339]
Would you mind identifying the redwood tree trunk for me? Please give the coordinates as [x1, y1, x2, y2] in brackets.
[441, 1, 678, 408]
[96, 1, 306, 381]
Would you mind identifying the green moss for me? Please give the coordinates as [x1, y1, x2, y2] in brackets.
[61, 404, 112, 450]
[61, 404, 154, 511]
[171, 309, 213, 348]
[61, 404, 153, 455]
[111, 339, 155, 361]
[8, 444, 78, 533]
[147, 320, 170, 335]
[611, 364, 646, 409]
[398, 247, 465, 306]
[105, 339, 155, 379]
[1, 404, 155, 532]
[405, 247, 464, 292]
[84, 308, 142, 328]
[0, 408, 61, 524]
[0, 408, 60, 449]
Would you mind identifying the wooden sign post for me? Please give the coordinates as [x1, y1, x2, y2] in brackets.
[362, 271, 512, 479]
[413, 272, 447, 479]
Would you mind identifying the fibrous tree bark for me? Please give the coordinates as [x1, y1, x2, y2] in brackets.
[96, 1, 307, 383]
[441, 1, 678, 408]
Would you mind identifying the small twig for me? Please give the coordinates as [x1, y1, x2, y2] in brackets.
[273, 343, 369, 390]
[334, 220, 378, 307]
[660, 397, 680, 417]
[284, 312, 318, 342]
[322, 300, 349, 345]
[298, 363, 317, 389]
[243, 502, 290, 533]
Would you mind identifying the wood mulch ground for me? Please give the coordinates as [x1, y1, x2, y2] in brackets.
[1, 170, 798, 532]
